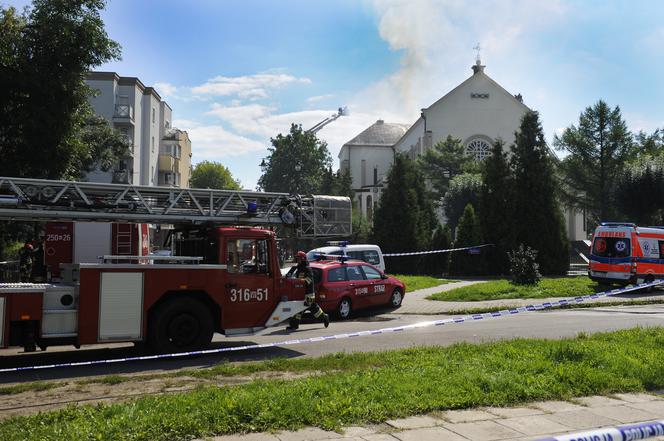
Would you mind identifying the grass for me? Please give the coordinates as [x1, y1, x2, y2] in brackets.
[428, 277, 603, 302]
[390, 274, 454, 291]
[3, 327, 664, 440]
[0, 381, 61, 396]
[420, 299, 664, 316]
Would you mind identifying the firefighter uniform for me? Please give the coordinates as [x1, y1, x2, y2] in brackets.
[18, 242, 34, 283]
[288, 253, 329, 330]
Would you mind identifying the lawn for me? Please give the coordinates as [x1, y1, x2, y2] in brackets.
[390, 274, 454, 291]
[2, 327, 664, 440]
[428, 277, 603, 302]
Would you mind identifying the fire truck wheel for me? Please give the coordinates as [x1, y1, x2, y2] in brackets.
[149, 298, 214, 353]
[336, 297, 352, 320]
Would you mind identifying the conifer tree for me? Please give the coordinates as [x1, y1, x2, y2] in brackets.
[372, 154, 435, 274]
[479, 140, 513, 274]
[511, 111, 569, 274]
[424, 223, 452, 276]
[449, 204, 483, 276]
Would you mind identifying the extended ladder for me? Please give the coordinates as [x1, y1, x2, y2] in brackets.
[0, 177, 352, 237]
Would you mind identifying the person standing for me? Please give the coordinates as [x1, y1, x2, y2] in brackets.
[18, 241, 34, 283]
[287, 251, 329, 330]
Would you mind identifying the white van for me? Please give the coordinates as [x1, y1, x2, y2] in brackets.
[306, 244, 386, 272]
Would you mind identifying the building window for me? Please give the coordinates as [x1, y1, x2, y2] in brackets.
[152, 108, 155, 124]
[466, 138, 492, 161]
[373, 167, 378, 185]
[165, 121, 170, 129]
[151, 136, 155, 153]
[151, 166, 154, 184]
[361, 159, 367, 187]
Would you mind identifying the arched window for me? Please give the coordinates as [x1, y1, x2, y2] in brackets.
[366, 195, 373, 223]
[466, 138, 492, 161]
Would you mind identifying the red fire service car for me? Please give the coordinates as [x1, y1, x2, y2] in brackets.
[307, 259, 405, 319]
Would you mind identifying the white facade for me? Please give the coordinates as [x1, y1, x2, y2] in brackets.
[394, 62, 529, 159]
[338, 120, 409, 222]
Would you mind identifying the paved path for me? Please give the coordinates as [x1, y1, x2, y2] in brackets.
[198, 392, 664, 441]
[397, 280, 664, 314]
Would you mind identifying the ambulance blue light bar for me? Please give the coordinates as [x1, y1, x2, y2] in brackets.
[325, 240, 349, 247]
[599, 222, 636, 228]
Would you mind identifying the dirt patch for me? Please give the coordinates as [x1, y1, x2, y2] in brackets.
[0, 371, 314, 419]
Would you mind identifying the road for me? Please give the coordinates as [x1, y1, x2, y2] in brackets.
[1, 304, 663, 384]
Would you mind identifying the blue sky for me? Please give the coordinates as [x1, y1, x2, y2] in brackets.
[7, 0, 664, 188]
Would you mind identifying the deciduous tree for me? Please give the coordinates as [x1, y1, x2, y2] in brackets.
[449, 204, 483, 276]
[190, 161, 241, 190]
[258, 124, 332, 194]
[419, 135, 478, 199]
[0, 0, 122, 180]
[442, 173, 482, 234]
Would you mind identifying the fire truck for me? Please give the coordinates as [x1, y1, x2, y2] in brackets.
[0, 177, 351, 353]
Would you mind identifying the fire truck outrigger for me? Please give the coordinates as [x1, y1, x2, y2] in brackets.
[0, 177, 351, 353]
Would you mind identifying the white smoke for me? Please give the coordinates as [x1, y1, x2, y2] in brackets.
[353, 0, 567, 121]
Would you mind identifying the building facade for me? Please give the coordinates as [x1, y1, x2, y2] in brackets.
[84, 72, 191, 188]
[341, 60, 587, 241]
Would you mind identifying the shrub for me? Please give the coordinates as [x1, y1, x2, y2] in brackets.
[508, 244, 541, 285]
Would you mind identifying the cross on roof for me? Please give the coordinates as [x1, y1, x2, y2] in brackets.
[473, 43, 481, 64]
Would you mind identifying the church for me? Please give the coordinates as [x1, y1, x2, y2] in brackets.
[338, 58, 587, 241]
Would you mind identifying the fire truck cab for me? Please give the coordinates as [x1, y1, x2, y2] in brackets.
[0, 226, 308, 353]
[588, 222, 664, 286]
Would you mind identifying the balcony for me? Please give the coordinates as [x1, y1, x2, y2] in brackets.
[113, 104, 134, 124]
[158, 155, 177, 172]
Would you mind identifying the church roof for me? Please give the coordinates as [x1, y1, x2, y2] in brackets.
[343, 120, 411, 147]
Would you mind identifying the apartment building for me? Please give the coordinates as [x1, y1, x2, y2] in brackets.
[84, 72, 191, 188]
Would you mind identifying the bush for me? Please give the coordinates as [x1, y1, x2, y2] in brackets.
[508, 244, 541, 285]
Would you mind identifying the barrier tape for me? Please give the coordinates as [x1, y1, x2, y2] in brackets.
[383, 244, 494, 257]
[537, 419, 664, 441]
[0, 279, 662, 374]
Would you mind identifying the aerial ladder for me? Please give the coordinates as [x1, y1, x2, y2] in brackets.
[0, 176, 352, 237]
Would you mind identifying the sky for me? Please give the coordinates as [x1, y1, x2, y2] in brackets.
[7, 0, 664, 188]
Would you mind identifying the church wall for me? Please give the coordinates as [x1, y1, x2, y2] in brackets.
[340, 145, 394, 190]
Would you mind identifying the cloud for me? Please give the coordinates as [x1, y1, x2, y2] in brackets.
[154, 82, 178, 99]
[358, 0, 567, 120]
[306, 94, 334, 104]
[172, 119, 266, 159]
[191, 73, 312, 99]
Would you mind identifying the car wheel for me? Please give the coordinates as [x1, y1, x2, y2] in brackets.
[389, 288, 403, 308]
[337, 297, 352, 320]
[643, 275, 655, 293]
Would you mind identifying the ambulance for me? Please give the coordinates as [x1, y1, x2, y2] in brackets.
[588, 222, 664, 286]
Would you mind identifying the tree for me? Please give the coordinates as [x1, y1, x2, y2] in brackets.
[419, 135, 478, 199]
[442, 173, 482, 234]
[449, 204, 483, 276]
[424, 223, 452, 276]
[615, 154, 664, 225]
[635, 129, 663, 157]
[554, 100, 635, 224]
[479, 140, 513, 274]
[0, 0, 122, 180]
[512, 111, 569, 275]
[258, 124, 332, 194]
[319, 167, 354, 198]
[372, 154, 435, 274]
[190, 161, 241, 190]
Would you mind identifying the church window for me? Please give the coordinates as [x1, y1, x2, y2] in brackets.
[466, 138, 492, 161]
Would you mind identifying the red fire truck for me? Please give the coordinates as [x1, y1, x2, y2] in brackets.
[0, 177, 351, 353]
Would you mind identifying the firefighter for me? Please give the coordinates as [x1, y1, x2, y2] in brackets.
[287, 251, 329, 330]
[19, 241, 34, 283]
